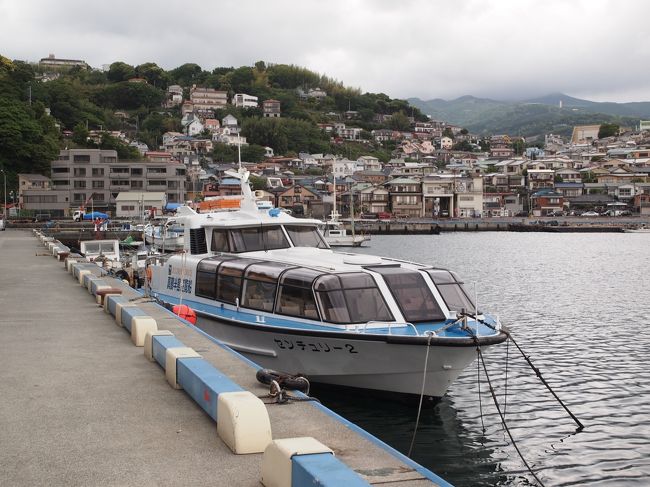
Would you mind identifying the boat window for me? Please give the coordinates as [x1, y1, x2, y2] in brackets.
[211, 229, 230, 252]
[277, 268, 322, 319]
[217, 258, 257, 304]
[285, 225, 328, 248]
[241, 262, 294, 312]
[315, 273, 393, 324]
[229, 226, 289, 252]
[371, 267, 445, 322]
[196, 256, 235, 299]
[427, 269, 475, 313]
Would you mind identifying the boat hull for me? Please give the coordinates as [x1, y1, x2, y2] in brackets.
[193, 313, 486, 399]
[144, 234, 184, 251]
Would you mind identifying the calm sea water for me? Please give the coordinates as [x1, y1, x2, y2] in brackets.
[314, 233, 650, 486]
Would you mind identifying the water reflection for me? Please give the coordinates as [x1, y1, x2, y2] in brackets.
[326, 233, 650, 486]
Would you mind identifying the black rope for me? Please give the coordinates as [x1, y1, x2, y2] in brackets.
[476, 344, 546, 487]
[504, 338, 509, 418]
[477, 347, 486, 433]
[462, 312, 584, 431]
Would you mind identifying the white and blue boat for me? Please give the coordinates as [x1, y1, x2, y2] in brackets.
[145, 167, 507, 401]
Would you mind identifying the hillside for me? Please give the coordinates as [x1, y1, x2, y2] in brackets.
[409, 93, 646, 137]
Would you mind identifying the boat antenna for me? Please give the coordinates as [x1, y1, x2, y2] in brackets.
[238, 134, 242, 171]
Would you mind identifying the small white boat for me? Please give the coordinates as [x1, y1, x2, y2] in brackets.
[320, 213, 370, 247]
[144, 166, 507, 401]
[144, 219, 185, 252]
[80, 239, 120, 264]
[624, 227, 650, 233]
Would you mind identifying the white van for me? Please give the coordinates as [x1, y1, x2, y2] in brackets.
[0, 217, 5, 231]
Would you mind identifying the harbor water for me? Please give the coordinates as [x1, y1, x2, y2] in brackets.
[314, 233, 650, 486]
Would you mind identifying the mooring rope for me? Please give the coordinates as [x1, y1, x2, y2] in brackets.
[408, 331, 434, 457]
[462, 312, 584, 431]
[475, 345, 546, 487]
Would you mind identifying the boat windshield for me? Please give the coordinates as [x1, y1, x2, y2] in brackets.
[315, 273, 393, 324]
[284, 225, 328, 248]
[426, 269, 475, 313]
[370, 267, 445, 322]
[211, 226, 290, 253]
[82, 241, 117, 256]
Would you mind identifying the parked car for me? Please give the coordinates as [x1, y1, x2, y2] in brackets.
[0, 217, 5, 231]
[377, 212, 391, 221]
[580, 211, 600, 217]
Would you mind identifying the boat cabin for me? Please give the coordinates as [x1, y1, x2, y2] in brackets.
[80, 239, 120, 262]
[193, 255, 476, 326]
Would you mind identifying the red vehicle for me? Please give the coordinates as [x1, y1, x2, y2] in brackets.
[377, 212, 392, 221]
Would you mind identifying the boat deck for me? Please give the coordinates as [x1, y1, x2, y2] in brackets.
[0, 230, 448, 486]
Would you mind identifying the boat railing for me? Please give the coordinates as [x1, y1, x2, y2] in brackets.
[359, 321, 419, 336]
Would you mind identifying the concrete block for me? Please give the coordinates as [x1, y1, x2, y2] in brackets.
[217, 391, 272, 454]
[292, 453, 370, 487]
[100, 290, 123, 310]
[131, 316, 157, 346]
[165, 347, 201, 389]
[262, 437, 333, 487]
[176, 358, 244, 421]
[144, 330, 177, 362]
[120, 306, 149, 332]
[78, 269, 91, 285]
[114, 301, 133, 327]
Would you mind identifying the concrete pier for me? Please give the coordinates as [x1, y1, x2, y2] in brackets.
[0, 230, 447, 486]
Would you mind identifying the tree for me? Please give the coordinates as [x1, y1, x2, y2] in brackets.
[598, 123, 619, 139]
[135, 62, 169, 88]
[72, 122, 89, 145]
[387, 111, 411, 131]
[452, 140, 473, 152]
[169, 63, 204, 87]
[93, 82, 165, 110]
[442, 127, 454, 139]
[249, 175, 267, 191]
[107, 62, 136, 83]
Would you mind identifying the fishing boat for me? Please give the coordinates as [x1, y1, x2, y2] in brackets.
[144, 218, 185, 252]
[145, 166, 507, 401]
[320, 212, 371, 247]
[623, 226, 650, 233]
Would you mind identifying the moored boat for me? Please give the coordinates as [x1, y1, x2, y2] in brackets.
[145, 166, 507, 401]
[144, 218, 185, 251]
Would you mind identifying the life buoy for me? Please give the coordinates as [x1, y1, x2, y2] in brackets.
[172, 304, 197, 324]
[255, 368, 310, 393]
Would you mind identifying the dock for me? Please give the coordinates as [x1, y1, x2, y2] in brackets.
[0, 229, 449, 487]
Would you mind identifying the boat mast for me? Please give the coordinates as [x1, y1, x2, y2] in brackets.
[350, 181, 355, 238]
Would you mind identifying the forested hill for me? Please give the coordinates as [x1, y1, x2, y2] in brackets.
[408, 94, 643, 137]
[0, 55, 429, 189]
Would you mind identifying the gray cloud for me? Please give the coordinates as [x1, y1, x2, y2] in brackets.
[2, 0, 649, 102]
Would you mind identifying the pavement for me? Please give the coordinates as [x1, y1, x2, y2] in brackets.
[0, 229, 441, 487]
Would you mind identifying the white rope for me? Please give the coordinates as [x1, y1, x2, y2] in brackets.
[408, 331, 434, 457]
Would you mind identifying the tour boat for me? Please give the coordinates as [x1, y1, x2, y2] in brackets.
[145, 167, 507, 401]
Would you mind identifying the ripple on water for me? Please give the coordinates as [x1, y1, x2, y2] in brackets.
[335, 233, 650, 486]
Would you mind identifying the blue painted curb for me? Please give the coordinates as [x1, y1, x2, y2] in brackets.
[121, 307, 149, 332]
[151, 335, 186, 369]
[176, 357, 244, 421]
[292, 453, 370, 486]
[106, 295, 130, 318]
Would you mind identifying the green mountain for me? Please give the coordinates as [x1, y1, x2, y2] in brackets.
[408, 93, 647, 137]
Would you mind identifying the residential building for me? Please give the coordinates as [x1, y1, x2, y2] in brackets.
[527, 169, 555, 191]
[39, 53, 88, 70]
[115, 192, 166, 218]
[531, 189, 564, 216]
[262, 99, 281, 118]
[21, 149, 186, 215]
[385, 177, 422, 218]
[189, 85, 228, 110]
[571, 125, 600, 144]
[233, 93, 258, 108]
[440, 136, 453, 150]
[356, 155, 382, 172]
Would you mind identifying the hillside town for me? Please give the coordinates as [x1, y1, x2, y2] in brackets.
[5, 56, 650, 221]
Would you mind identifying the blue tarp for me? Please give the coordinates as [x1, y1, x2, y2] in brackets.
[164, 203, 182, 211]
[82, 211, 109, 220]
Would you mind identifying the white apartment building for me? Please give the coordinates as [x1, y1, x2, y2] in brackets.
[233, 93, 258, 108]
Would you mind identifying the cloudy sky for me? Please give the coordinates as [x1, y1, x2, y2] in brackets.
[2, 0, 649, 103]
